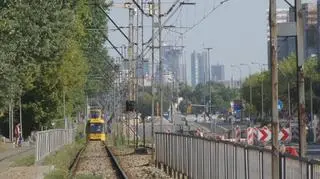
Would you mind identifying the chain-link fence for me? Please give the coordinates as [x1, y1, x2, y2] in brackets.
[155, 132, 320, 179]
[35, 128, 76, 162]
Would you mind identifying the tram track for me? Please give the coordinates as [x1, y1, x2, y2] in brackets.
[69, 141, 127, 179]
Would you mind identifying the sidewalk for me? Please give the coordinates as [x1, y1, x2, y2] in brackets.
[0, 142, 34, 162]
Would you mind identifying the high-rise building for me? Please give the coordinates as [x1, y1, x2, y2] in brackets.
[267, 3, 318, 68]
[211, 64, 225, 81]
[161, 45, 183, 82]
[190, 51, 198, 86]
[190, 51, 208, 86]
[197, 51, 207, 84]
[180, 63, 187, 83]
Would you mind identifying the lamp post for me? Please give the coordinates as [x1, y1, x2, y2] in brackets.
[204, 47, 212, 115]
[231, 65, 242, 121]
[240, 63, 252, 122]
[251, 62, 267, 119]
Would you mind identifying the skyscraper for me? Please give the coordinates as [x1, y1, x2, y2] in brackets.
[190, 51, 208, 86]
[211, 64, 225, 81]
[190, 51, 198, 86]
[161, 45, 183, 82]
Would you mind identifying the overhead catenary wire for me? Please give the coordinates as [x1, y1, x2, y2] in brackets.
[182, 0, 231, 35]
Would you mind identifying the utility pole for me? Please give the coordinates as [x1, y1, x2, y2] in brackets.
[288, 82, 291, 117]
[135, 2, 140, 149]
[150, 0, 155, 161]
[269, 0, 279, 177]
[63, 90, 67, 129]
[204, 47, 212, 115]
[8, 102, 12, 141]
[19, 96, 22, 138]
[158, 0, 163, 133]
[128, 6, 134, 145]
[141, 0, 146, 148]
[240, 64, 252, 121]
[295, 0, 306, 157]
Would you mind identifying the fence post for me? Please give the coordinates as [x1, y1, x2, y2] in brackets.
[35, 132, 39, 162]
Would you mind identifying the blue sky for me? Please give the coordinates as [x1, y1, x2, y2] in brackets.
[108, 0, 310, 85]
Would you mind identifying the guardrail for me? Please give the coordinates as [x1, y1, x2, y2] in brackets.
[35, 128, 76, 162]
[155, 132, 320, 179]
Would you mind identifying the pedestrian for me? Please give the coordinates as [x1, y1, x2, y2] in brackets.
[14, 123, 22, 147]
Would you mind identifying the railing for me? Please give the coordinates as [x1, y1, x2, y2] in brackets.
[35, 128, 76, 162]
[155, 132, 320, 179]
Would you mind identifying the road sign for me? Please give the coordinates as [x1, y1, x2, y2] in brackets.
[279, 128, 291, 142]
[278, 100, 283, 111]
[257, 126, 272, 143]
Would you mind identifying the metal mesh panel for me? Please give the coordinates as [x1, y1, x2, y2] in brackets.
[247, 149, 261, 179]
[262, 151, 272, 179]
[236, 146, 246, 179]
[226, 144, 235, 179]
[285, 158, 306, 179]
[313, 163, 320, 179]
[218, 142, 226, 179]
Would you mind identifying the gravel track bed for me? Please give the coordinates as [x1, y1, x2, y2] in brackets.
[111, 147, 173, 179]
[75, 141, 119, 178]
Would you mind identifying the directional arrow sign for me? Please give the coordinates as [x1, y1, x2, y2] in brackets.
[258, 127, 271, 143]
[279, 128, 291, 141]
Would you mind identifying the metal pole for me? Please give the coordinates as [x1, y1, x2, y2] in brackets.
[140, 0, 146, 148]
[128, 7, 135, 145]
[288, 82, 291, 117]
[240, 64, 252, 121]
[158, 0, 163, 133]
[239, 67, 243, 122]
[19, 96, 22, 139]
[249, 68, 252, 121]
[135, 2, 140, 149]
[150, 0, 155, 160]
[261, 78, 264, 119]
[269, 0, 280, 177]
[310, 79, 313, 123]
[171, 79, 174, 124]
[295, 0, 306, 157]
[8, 102, 12, 142]
[129, 7, 134, 101]
[205, 48, 212, 115]
[64, 90, 67, 129]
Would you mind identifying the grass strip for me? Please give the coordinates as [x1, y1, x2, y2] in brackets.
[44, 138, 86, 179]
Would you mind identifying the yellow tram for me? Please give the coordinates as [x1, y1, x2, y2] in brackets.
[86, 108, 106, 141]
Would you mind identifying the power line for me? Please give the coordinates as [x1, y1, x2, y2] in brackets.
[182, 0, 231, 35]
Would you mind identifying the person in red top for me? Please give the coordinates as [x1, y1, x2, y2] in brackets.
[14, 123, 22, 147]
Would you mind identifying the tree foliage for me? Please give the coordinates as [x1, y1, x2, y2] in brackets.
[241, 55, 320, 118]
[0, 0, 114, 137]
[178, 82, 239, 114]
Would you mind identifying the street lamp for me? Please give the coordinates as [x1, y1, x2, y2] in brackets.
[204, 47, 213, 115]
[251, 62, 267, 119]
[231, 65, 242, 121]
[240, 63, 252, 122]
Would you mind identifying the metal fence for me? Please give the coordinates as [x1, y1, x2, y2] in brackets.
[155, 132, 320, 179]
[35, 128, 76, 162]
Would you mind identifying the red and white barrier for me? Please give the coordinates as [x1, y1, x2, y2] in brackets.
[247, 127, 256, 145]
[257, 126, 271, 144]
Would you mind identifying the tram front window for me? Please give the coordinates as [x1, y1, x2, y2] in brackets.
[90, 123, 103, 133]
[90, 111, 100, 118]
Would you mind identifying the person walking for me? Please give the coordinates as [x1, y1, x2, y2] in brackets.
[14, 123, 22, 147]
